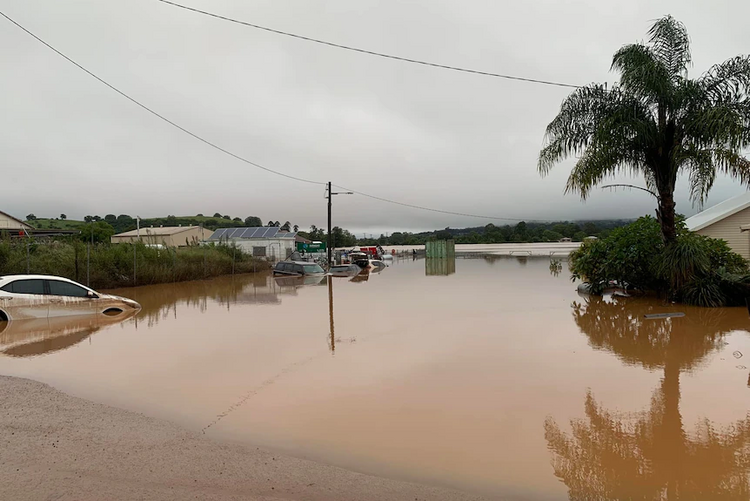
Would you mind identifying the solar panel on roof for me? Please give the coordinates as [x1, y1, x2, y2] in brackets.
[209, 227, 296, 240]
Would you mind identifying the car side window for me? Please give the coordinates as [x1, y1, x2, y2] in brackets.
[47, 280, 90, 298]
[281, 263, 291, 273]
[1, 279, 46, 295]
[294, 264, 304, 274]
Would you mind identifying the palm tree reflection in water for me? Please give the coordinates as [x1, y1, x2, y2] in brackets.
[545, 296, 750, 500]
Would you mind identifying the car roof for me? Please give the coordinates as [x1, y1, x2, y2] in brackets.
[279, 261, 321, 265]
[0, 274, 91, 288]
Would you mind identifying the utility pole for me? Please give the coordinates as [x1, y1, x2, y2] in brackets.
[327, 181, 353, 267]
[327, 182, 332, 266]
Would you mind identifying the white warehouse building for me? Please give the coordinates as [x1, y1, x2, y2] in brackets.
[209, 227, 305, 261]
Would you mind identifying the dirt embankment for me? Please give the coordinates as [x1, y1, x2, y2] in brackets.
[0, 376, 487, 501]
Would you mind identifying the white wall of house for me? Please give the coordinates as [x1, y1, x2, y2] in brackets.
[0, 212, 32, 230]
[229, 238, 296, 261]
[694, 207, 750, 260]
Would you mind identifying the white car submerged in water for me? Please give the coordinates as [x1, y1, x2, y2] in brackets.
[0, 275, 141, 322]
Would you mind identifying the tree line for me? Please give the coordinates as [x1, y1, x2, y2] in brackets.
[356, 220, 632, 246]
[25, 213, 630, 248]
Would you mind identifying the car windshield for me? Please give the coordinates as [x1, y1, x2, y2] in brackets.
[303, 264, 325, 274]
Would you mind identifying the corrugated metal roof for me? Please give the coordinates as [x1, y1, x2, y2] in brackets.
[113, 226, 199, 237]
[685, 192, 750, 231]
[209, 227, 297, 240]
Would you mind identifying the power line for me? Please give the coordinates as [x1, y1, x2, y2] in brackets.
[1, 9, 551, 224]
[155, 0, 581, 90]
[0, 10, 324, 186]
[332, 184, 546, 222]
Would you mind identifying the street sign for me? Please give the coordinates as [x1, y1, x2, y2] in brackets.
[297, 242, 326, 252]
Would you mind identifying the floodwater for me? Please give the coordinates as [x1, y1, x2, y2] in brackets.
[1, 255, 750, 500]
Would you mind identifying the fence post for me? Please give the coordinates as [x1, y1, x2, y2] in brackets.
[133, 243, 137, 286]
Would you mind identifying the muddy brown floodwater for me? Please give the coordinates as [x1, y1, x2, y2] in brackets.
[2, 256, 750, 500]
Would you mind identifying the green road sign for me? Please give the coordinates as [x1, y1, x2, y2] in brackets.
[297, 242, 326, 252]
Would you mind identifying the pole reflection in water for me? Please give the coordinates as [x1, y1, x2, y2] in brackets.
[328, 275, 335, 353]
[545, 295, 750, 500]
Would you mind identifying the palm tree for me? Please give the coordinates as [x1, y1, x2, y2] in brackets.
[539, 16, 750, 244]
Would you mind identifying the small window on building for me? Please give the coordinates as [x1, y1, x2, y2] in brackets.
[253, 246, 266, 257]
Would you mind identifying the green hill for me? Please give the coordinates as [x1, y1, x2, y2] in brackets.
[27, 218, 86, 230]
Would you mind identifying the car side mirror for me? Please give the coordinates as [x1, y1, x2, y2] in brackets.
[87, 290, 96, 298]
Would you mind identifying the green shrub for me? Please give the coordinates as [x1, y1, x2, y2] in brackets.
[570, 216, 750, 307]
[0, 239, 270, 289]
[569, 216, 664, 293]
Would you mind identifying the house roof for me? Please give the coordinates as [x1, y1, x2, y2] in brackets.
[209, 227, 297, 240]
[685, 192, 750, 231]
[113, 226, 200, 237]
[0, 211, 33, 230]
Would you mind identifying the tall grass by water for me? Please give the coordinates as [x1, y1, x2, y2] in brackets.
[0, 238, 270, 289]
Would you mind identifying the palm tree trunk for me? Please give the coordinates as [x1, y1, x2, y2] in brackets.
[661, 359, 685, 501]
[657, 192, 678, 244]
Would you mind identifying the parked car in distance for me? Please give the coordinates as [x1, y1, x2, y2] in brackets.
[0, 275, 141, 322]
[273, 261, 326, 276]
[328, 264, 361, 277]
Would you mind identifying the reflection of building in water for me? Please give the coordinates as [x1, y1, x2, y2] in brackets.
[545, 296, 750, 499]
[111, 272, 323, 327]
[0, 309, 138, 357]
[425, 258, 456, 276]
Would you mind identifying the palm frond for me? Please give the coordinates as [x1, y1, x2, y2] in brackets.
[699, 56, 750, 102]
[611, 44, 672, 102]
[565, 142, 646, 199]
[683, 101, 750, 149]
[647, 15, 691, 77]
[538, 84, 612, 174]
[539, 85, 655, 179]
[681, 147, 715, 207]
[713, 148, 750, 185]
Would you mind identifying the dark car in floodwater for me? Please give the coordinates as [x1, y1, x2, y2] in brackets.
[273, 261, 326, 277]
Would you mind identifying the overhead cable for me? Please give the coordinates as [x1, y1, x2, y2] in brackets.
[1, 10, 550, 223]
[333, 184, 536, 221]
[0, 10, 325, 186]
[155, 0, 581, 90]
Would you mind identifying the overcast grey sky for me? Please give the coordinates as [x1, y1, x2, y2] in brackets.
[2, 0, 749, 235]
